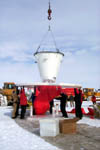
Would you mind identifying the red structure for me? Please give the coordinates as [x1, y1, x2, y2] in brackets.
[34, 85, 75, 115]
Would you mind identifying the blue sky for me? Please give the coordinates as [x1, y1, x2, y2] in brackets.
[0, 0, 100, 89]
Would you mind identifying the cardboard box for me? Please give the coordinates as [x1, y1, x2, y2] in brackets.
[59, 118, 78, 134]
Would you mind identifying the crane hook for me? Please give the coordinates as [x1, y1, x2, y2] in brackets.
[48, 1, 52, 20]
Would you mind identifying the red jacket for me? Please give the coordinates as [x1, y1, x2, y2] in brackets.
[91, 96, 96, 103]
[20, 89, 27, 105]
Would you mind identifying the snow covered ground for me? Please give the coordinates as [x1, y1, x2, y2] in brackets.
[0, 101, 100, 150]
[77, 101, 100, 127]
[54, 100, 100, 127]
[0, 106, 61, 150]
[77, 116, 100, 127]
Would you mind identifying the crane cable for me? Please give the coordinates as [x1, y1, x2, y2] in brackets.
[48, 0, 52, 20]
[48, 25, 59, 52]
[36, 25, 59, 52]
[36, 0, 59, 53]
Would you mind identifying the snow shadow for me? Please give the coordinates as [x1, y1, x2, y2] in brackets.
[4, 111, 12, 118]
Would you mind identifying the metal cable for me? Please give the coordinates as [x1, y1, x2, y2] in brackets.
[36, 25, 59, 52]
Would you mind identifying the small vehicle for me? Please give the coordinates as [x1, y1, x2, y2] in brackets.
[0, 82, 16, 105]
[83, 88, 100, 101]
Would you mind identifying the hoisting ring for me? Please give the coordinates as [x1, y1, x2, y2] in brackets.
[48, 16, 51, 20]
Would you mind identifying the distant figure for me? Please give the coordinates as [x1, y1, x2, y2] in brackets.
[93, 103, 100, 118]
[30, 92, 36, 115]
[66, 94, 68, 107]
[55, 93, 68, 118]
[74, 88, 83, 119]
[20, 88, 27, 119]
[12, 89, 19, 119]
[69, 94, 74, 107]
[91, 95, 96, 104]
[15, 87, 20, 117]
[60, 93, 68, 117]
[49, 99, 54, 114]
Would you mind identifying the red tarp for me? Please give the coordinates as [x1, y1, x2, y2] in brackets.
[34, 86, 61, 115]
[67, 108, 87, 115]
[34, 86, 77, 115]
[86, 107, 94, 116]
[67, 107, 95, 118]
[61, 88, 75, 96]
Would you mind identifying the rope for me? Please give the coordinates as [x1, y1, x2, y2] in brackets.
[36, 25, 59, 52]
[50, 28, 59, 52]
[36, 0, 59, 53]
[36, 30, 49, 52]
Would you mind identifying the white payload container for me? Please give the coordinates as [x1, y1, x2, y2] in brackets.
[39, 118, 59, 137]
[34, 51, 64, 83]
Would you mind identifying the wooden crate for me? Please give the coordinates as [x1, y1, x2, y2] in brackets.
[59, 118, 79, 134]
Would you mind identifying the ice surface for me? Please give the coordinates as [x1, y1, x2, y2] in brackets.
[0, 101, 100, 150]
[0, 107, 61, 150]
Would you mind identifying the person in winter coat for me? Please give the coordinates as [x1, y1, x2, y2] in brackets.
[12, 89, 19, 119]
[15, 87, 20, 117]
[30, 92, 36, 115]
[69, 94, 74, 107]
[60, 93, 68, 117]
[91, 95, 96, 104]
[20, 88, 27, 119]
[49, 99, 54, 114]
[74, 88, 83, 119]
[55, 93, 68, 118]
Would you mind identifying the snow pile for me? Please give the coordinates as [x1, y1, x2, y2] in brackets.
[65, 101, 100, 127]
[77, 101, 100, 127]
[66, 101, 93, 113]
[0, 94, 7, 106]
[77, 117, 100, 127]
[0, 107, 61, 150]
